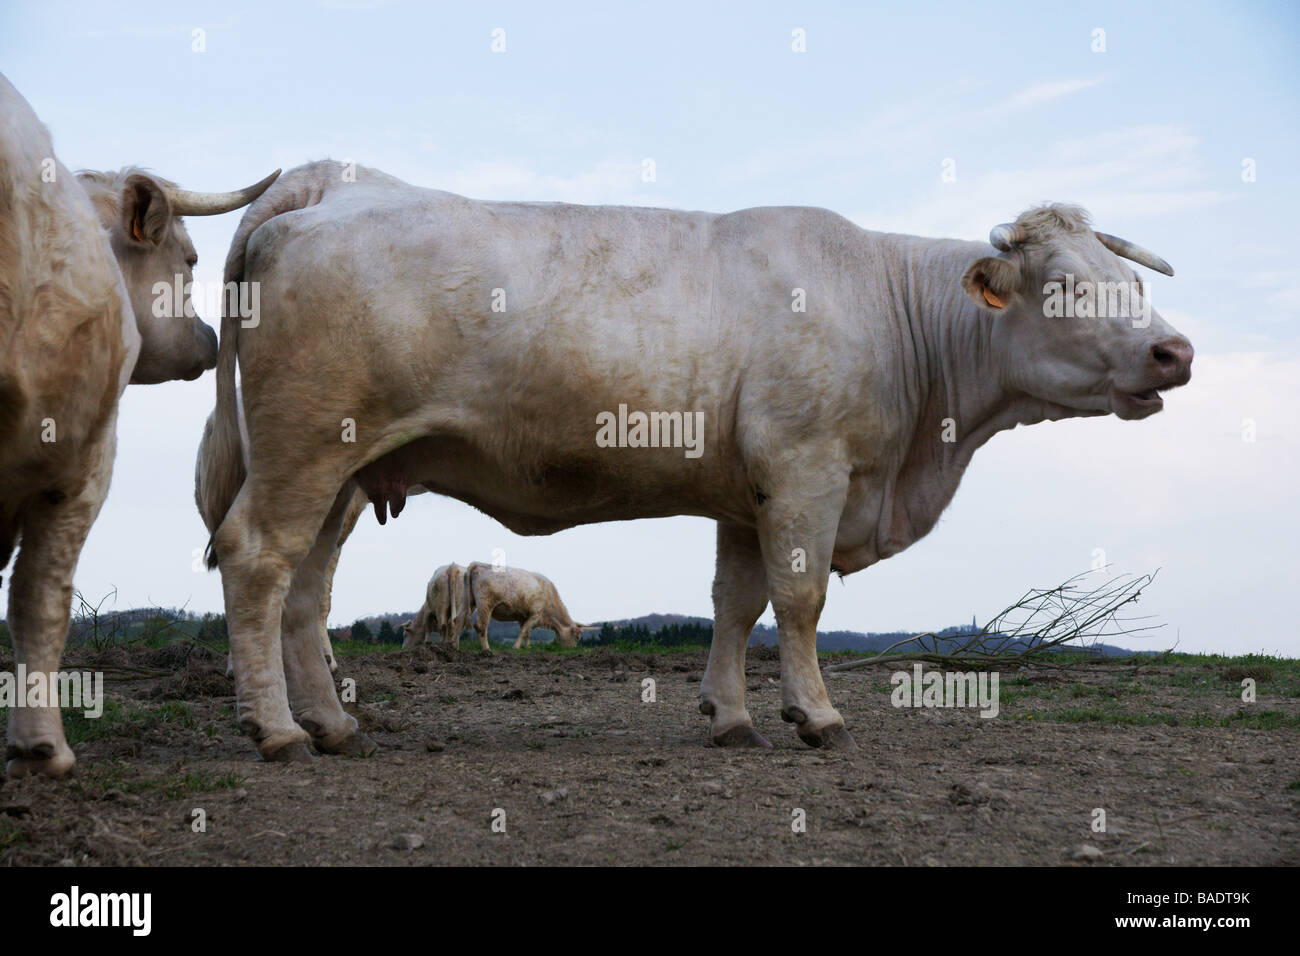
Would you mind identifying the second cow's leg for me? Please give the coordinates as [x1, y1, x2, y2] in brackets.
[473, 604, 494, 652]
[280, 486, 375, 756]
[513, 613, 541, 650]
[757, 467, 856, 750]
[700, 522, 772, 748]
[214, 467, 344, 762]
[315, 487, 363, 673]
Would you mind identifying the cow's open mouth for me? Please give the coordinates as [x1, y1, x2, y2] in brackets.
[1127, 388, 1163, 407]
[1113, 385, 1167, 416]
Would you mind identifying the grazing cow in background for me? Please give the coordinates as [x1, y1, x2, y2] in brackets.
[198, 159, 1191, 763]
[466, 562, 591, 651]
[400, 562, 471, 650]
[0, 73, 278, 777]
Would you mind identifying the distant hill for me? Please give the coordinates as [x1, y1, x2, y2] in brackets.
[0, 605, 1138, 657]
[598, 614, 1140, 658]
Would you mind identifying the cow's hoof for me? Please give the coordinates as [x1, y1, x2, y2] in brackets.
[261, 739, 316, 764]
[5, 742, 75, 779]
[712, 725, 774, 749]
[780, 706, 857, 750]
[798, 723, 858, 751]
[320, 731, 378, 758]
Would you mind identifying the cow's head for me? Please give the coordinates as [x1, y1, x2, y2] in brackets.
[548, 621, 580, 648]
[961, 204, 1192, 421]
[554, 622, 599, 648]
[400, 614, 428, 650]
[77, 167, 279, 384]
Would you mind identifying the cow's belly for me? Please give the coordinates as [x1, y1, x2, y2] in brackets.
[355, 432, 752, 536]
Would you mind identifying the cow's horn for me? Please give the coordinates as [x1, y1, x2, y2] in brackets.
[165, 169, 281, 217]
[989, 223, 1025, 252]
[1094, 231, 1174, 277]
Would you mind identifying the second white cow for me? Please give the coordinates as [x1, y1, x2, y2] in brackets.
[401, 562, 471, 650]
[466, 563, 590, 650]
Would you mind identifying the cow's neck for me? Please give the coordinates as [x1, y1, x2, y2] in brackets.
[875, 239, 1063, 557]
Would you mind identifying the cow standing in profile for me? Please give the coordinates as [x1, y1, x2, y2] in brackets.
[0, 73, 279, 777]
[465, 562, 591, 651]
[198, 160, 1191, 763]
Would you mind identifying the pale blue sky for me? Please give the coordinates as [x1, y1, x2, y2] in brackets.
[2, 1, 1297, 654]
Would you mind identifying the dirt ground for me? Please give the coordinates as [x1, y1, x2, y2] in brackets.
[1, 642, 1296, 866]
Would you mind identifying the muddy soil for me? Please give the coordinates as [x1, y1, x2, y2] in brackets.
[1, 643, 1296, 866]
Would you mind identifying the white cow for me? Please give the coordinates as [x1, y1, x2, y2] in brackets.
[465, 562, 591, 651]
[400, 562, 471, 650]
[198, 160, 1192, 761]
[0, 73, 277, 777]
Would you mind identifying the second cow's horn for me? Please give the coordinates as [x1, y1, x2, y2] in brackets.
[165, 169, 282, 217]
[1094, 231, 1175, 277]
[989, 223, 1025, 252]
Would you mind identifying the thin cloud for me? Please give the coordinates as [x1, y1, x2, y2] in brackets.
[986, 77, 1104, 116]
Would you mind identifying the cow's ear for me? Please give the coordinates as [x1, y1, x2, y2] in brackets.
[961, 257, 1021, 312]
[120, 173, 172, 246]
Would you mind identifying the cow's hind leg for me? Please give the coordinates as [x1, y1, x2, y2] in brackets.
[316, 488, 362, 674]
[700, 522, 772, 748]
[214, 470, 344, 763]
[473, 604, 494, 652]
[5, 434, 114, 778]
[281, 485, 375, 757]
[757, 471, 856, 750]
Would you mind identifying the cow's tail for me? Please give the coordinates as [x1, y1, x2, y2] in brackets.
[198, 161, 343, 569]
[448, 566, 462, 627]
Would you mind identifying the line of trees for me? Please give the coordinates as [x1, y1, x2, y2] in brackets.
[590, 621, 713, 647]
[343, 619, 403, 644]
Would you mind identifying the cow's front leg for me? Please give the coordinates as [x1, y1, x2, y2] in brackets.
[513, 614, 540, 650]
[700, 522, 772, 748]
[757, 470, 856, 750]
[5, 436, 114, 778]
[281, 487, 375, 757]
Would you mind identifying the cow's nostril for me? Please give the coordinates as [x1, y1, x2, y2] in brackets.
[1150, 338, 1193, 373]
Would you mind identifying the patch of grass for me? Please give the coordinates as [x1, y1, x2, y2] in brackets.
[997, 690, 1023, 709]
[0, 817, 25, 851]
[1221, 665, 1274, 684]
[56, 699, 197, 746]
[332, 640, 404, 658]
[1011, 707, 1298, 730]
[79, 760, 244, 800]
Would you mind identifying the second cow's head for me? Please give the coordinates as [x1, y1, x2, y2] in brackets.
[78, 167, 280, 384]
[961, 204, 1192, 421]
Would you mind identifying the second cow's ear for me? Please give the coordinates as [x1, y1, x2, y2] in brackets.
[961, 256, 1021, 312]
[120, 173, 172, 246]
